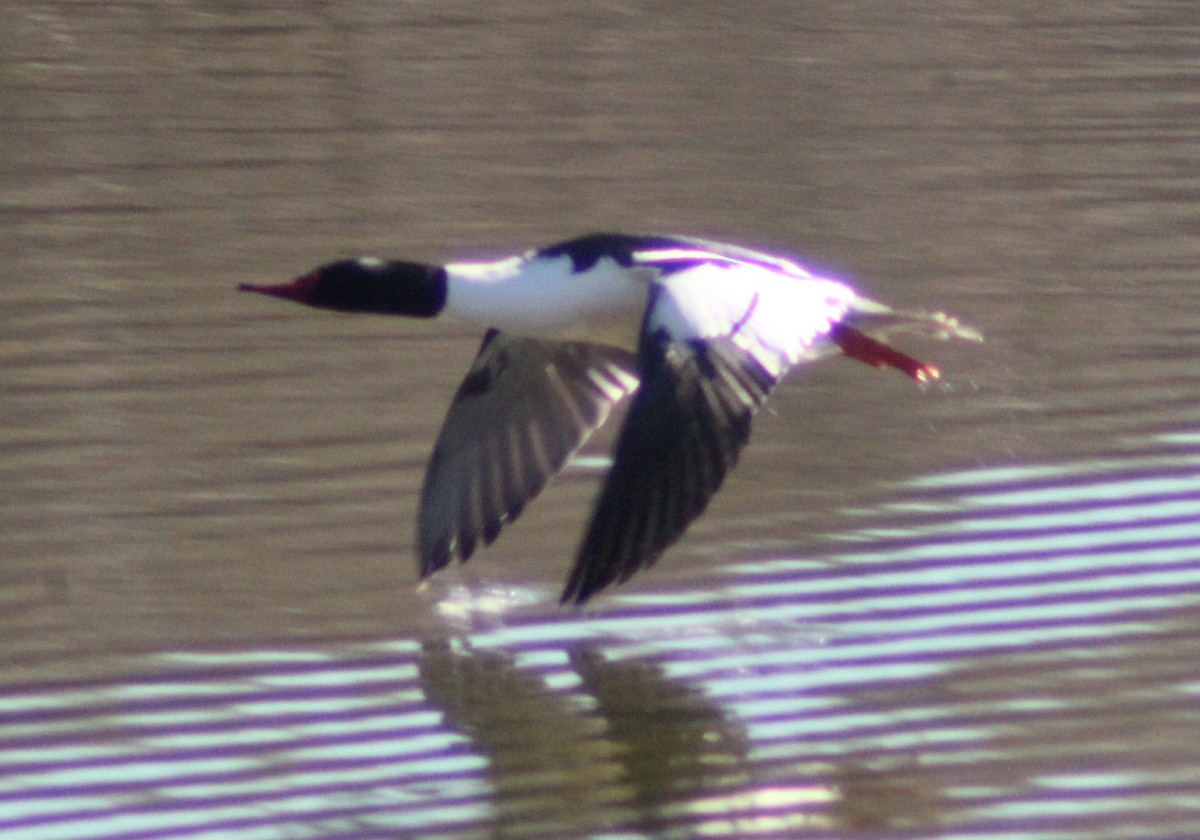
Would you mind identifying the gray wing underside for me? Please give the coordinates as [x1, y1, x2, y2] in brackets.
[561, 331, 779, 605]
[418, 329, 639, 577]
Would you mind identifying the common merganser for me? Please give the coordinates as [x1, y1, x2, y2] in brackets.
[241, 233, 980, 604]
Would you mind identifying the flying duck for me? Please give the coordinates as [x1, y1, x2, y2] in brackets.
[241, 233, 979, 604]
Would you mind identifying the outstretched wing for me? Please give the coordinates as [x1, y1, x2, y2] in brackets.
[561, 328, 777, 604]
[418, 330, 638, 576]
[560, 262, 851, 604]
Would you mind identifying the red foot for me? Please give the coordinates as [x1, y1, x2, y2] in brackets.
[830, 324, 940, 383]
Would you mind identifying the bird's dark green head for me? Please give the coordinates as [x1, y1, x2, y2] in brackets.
[240, 258, 447, 318]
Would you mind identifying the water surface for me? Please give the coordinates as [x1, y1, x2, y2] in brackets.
[3, 2, 1200, 837]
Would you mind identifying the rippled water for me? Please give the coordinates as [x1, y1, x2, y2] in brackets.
[3, 1, 1200, 837]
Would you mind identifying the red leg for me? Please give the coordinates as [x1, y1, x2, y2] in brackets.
[830, 323, 940, 383]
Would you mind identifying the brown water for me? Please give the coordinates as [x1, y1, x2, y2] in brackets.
[3, 2, 1200, 838]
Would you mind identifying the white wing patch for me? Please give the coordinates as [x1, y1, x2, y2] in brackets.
[646, 263, 858, 378]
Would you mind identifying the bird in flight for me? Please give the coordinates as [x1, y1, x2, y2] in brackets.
[241, 233, 979, 604]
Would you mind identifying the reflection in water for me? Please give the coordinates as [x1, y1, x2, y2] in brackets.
[418, 640, 622, 835]
[570, 645, 758, 834]
[419, 639, 833, 837]
[4, 432, 1199, 838]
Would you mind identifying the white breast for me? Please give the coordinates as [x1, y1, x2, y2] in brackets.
[442, 255, 651, 340]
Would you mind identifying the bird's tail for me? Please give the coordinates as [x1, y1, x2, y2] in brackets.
[846, 297, 983, 342]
